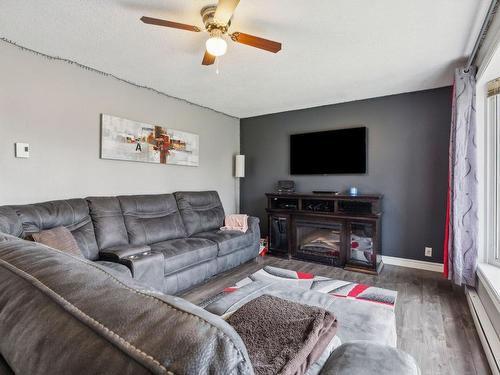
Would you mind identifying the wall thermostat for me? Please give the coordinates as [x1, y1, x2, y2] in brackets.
[15, 143, 30, 158]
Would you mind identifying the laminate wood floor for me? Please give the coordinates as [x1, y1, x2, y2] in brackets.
[182, 256, 491, 375]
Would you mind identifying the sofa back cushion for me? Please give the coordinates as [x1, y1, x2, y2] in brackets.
[174, 191, 225, 236]
[9, 199, 99, 260]
[87, 197, 129, 250]
[118, 194, 186, 245]
[0, 206, 23, 237]
[0, 234, 253, 375]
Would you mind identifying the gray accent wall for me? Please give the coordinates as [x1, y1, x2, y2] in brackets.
[240, 87, 452, 263]
[0, 42, 240, 213]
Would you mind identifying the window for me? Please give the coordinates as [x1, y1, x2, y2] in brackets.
[486, 81, 500, 267]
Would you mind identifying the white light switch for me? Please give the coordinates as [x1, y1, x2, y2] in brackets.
[15, 143, 30, 158]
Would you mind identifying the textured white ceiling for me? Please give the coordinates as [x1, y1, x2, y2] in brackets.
[0, 0, 490, 118]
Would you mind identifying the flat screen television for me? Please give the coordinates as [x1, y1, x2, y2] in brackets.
[290, 127, 367, 175]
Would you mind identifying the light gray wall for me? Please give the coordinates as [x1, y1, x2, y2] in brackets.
[240, 87, 452, 263]
[0, 42, 240, 213]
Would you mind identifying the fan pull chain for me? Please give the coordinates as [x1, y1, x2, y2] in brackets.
[216, 59, 220, 75]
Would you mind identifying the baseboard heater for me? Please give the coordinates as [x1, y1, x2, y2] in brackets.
[466, 286, 500, 375]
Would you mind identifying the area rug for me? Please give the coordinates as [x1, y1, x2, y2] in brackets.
[199, 265, 397, 309]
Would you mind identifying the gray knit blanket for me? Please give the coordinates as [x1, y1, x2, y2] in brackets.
[226, 295, 338, 375]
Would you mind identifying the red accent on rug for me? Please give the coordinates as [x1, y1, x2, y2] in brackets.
[347, 284, 369, 297]
[223, 287, 238, 292]
[296, 271, 314, 279]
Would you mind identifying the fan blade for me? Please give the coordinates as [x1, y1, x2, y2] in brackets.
[214, 0, 240, 25]
[140, 16, 201, 32]
[202, 51, 216, 65]
[231, 32, 281, 53]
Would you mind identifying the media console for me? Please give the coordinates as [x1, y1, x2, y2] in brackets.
[266, 192, 383, 274]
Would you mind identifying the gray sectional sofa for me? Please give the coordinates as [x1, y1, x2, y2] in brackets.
[0, 232, 420, 375]
[0, 191, 260, 295]
[0, 190, 420, 374]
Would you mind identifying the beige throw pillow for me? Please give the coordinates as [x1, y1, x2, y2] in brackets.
[32, 226, 83, 257]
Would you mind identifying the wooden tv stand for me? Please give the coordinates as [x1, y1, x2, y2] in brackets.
[266, 192, 383, 275]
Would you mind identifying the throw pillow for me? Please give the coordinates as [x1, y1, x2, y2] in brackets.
[32, 226, 83, 257]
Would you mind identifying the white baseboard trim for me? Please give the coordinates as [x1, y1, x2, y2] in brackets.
[382, 255, 444, 273]
[466, 287, 500, 375]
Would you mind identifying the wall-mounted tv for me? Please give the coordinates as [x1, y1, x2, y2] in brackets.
[290, 127, 367, 175]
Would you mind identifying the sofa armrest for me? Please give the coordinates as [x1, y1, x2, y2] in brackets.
[119, 252, 164, 292]
[99, 244, 164, 292]
[247, 216, 260, 235]
[247, 216, 261, 258]
[99, 244, 151, 260]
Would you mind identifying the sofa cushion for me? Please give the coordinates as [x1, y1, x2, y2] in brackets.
[118, 194, 186, 245]
[193, 229, 254, 256]
[0, 206, 23, 237]
[32, 226, 83, 258]
[163, 259, 218, 295]
[94, 260, 132, 278]
[319, 341, 420, 375]
[87, 197, 129, 250]
[150, 237, 218, 276]
[216, 246, 260, 274]
[9, 199, 99, 260]
[174, 191, 225, 236]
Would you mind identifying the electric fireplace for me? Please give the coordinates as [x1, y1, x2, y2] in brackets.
[266, 192, 383, 274]
[295, 220, 343, 266]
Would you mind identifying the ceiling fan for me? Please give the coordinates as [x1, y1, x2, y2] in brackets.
[140, 0, 282, 66]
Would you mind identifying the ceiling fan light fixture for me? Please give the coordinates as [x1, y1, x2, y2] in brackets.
[206, 30, 227, 57]
[141, 0, 282, 67]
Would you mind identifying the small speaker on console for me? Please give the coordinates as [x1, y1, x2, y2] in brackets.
[276, 180, 295, 193]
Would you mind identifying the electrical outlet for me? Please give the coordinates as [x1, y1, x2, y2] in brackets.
[425, 247, 432, 257]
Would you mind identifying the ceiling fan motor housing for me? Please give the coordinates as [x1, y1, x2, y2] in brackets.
[201, 5, 230, 33]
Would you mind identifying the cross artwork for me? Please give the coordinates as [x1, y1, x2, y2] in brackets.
[100, 114, 199, 167]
